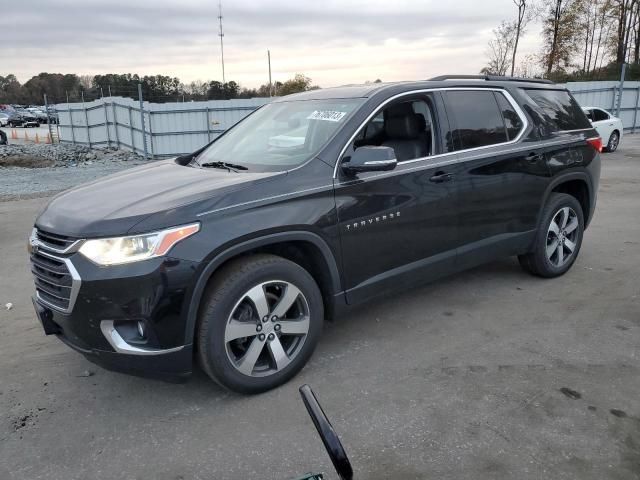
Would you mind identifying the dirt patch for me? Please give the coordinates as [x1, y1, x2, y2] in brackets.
[0, 155, 55, 168]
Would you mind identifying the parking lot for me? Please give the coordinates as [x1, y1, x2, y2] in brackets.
[1, 136, 639, 479]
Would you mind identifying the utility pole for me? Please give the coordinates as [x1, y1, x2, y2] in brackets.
[218, 0, 225, 84]
[268, 50, 272, 97]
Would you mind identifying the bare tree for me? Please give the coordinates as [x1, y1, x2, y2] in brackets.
[615, 0, 638, 63]
[482, 21, 517, 75]
[574, 0, 615, 74]
[515, 53, 543, 77]
[78, 74, 93, 91]
[541, 0, 582, 75]
[592, 1, 616, 71]
[635, 3, 640, 62]
[511, 0, 530, 76]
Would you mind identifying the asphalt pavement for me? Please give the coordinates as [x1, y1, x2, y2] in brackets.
[1, 137, 639, 480]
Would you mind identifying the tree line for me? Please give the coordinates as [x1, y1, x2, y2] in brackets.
[0, 72, 318, 105]
[483, 0, 640, 81]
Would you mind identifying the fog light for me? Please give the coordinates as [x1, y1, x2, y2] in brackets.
[137, 321, 146, 339]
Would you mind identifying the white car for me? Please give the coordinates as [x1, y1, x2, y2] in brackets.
[0, 112, 9, 127]
[582, 107, 623, 152]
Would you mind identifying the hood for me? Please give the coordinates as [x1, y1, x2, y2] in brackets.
[36, 159, 281, 237]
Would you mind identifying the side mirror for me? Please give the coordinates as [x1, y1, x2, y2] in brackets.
[342, 146, 397, 174]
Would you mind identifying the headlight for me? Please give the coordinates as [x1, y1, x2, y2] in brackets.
[78, 223, 200, 266]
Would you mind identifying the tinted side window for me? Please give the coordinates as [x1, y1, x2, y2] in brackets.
[593, 109, 609, 121]
[584, 109, 594, 121]
[524, 89, 591, 131]
[445, 91, 508, 150]
[494, 92, 524, 140]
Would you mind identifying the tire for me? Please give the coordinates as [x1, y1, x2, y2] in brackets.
[518, 193, 584, 278]
[197, 254, 324, 394]
[604, 131, 619, 152]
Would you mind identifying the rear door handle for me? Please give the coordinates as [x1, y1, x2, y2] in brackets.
[526, 152, 543, 163]
[429, 172, 453, 183]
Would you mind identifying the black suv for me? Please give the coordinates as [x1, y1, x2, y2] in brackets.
[30, 76, 601, 393]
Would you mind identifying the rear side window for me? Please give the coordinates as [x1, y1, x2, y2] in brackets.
[593, 109, 609, 121]
[494, 92, 523, 140]
[445, 91, 508, 150]
[524, 89, 591, 132]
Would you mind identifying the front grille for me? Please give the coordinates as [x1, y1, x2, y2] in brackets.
[31, 251, 76, 312]
[35, 229, 78, 252]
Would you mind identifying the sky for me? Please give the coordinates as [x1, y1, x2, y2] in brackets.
[1, 0, 544, 89]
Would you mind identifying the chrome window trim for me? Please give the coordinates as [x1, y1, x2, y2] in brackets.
[334, 138, 573, 187]
[100, 320, 186, 356]
[556, 128, 592, 134]
[33, 249, 81, 314]
[333, 87, 530, 179]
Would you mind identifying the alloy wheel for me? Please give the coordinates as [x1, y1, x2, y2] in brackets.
[546, 206, 579, 267]
[225, 280, 310, 377]
[608, 132, 619, 151]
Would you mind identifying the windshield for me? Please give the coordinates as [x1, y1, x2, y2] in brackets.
[194, 98, 363, 172]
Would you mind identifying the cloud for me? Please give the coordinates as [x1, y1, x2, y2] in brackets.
[1, 0, 543, 87]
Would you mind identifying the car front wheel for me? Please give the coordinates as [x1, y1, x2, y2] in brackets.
[518, 193, 584, 278]
[197, 254, 323, 394]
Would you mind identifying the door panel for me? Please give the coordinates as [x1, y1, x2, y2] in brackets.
[335, 158, 459, 304]
[334, 92, 460, 304]
[454, 143, 551, 267]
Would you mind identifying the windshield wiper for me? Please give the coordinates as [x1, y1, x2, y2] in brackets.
[200, 161, 248, 172]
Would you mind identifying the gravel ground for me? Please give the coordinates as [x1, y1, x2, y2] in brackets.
[0, 143, 147, 200]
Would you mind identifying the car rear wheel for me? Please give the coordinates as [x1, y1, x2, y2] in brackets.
[605, 131, 619, 152]
[518, 193, 584, 278]
[197, 254, 323, 394]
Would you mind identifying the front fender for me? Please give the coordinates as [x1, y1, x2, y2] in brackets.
[182, 230, 342, 346]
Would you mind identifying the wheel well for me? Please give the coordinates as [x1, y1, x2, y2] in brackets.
[208, 241, 337, 321]
[551, 179, 590, 221]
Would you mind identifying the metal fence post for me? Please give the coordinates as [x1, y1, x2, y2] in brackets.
[81, 91, 91, 148]
[147, 110, 155, 158]
[206, 105, 212, 142]
[610, 86, 616, 112]
[43, 94, 54, 144]
[109, 86, 120, 149]
[128, 106, 135, 154]
[615, 63, 627, 117]
[66, 91, 76, 145]
[633, 86, 640, 134]
[137, 83, 149, 160]
[101, 88, 112, 148]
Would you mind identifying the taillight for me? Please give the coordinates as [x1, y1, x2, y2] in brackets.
[586, 137, 602, 153]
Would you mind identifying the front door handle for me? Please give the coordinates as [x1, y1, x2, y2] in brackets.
[429, 171, 453, 183]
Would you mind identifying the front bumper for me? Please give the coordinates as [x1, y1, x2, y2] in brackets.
[31, 251, 200, 380]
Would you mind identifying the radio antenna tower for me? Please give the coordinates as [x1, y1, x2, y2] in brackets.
[218, 0, 226, 84]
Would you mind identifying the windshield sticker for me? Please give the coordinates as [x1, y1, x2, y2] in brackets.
[307, 110, 347, 122]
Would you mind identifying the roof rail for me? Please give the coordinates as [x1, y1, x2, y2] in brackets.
[429, 74, 553, 84]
